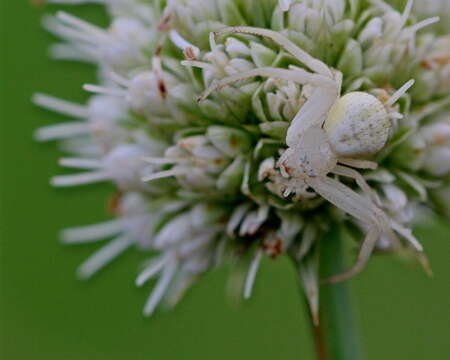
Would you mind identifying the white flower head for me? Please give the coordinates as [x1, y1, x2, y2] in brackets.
[36, 0, 450, 317]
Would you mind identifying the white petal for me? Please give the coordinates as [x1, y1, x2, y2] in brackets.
[243, 250, 263, 299]
[77, 236, 133, 279]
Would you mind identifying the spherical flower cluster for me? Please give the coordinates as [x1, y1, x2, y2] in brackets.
[36, 0, 450, 318]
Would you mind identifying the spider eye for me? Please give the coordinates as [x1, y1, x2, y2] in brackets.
[323, 92, 391, 158]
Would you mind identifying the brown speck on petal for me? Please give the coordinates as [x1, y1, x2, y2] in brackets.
[229, 137, 239, 148]
[158, 15, 171, 32]
[107, 192, 123, 215]
[158, 79, 167, 99]
[432, 133, 449, 145]
[435, 55, 450, 65]
[382, 83, 394, 92]
[421, 60, 435, 70]
[184, 47, 197, 61]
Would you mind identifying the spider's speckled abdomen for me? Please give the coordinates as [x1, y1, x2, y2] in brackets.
[323, 92, 390, 158]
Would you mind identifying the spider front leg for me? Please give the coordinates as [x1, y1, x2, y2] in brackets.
[215, 26, 332, 77]
[195, 67, 335, 102]
[192, 64, 340, 148]
[306, 175, 396, 283]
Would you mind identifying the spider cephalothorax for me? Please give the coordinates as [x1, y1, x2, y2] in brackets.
[195, 26, 415, 282]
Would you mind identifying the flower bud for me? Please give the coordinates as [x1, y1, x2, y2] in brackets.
[259, 121, 289, 140]
[100, 17, 154, 72]
[422, 147, 450, 176]
[103, 144, 154, 190]
[250, 41, 277, 67]
[337, 39, 363, 77]
[359, 17, 383, 46]
[217, 155, 246, 191]
[207, 126, 252, 157]
[431, 183, 450, 218]
[126, 72, 168, 117]
[225, 37, 251, 57]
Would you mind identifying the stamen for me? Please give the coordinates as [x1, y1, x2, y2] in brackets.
[226, 203, 252, 236]
[59, 158, 102, 169]
[257, 205, 269, 222]
[299, 256, 319, 325]
[283, 188, 292, 197]
[143, 259, 177, 316]
[169, 30, 200, 59]
[51, 171, 110, 187]
[142, 157, 181, 165]
[243, 249, 263, 299]
[179, 232, 216, 256]
[56, 11, 107, 39]
[400, 0, 414, 28]
[164, 273, 196, 307]
[136, 256, 167, 287]
[33, 93, 88, 118]
[34, 122, 89, 141]
[181, 60, 216, 72]
[390, 221, 423, 252]
[107, 71, 131, 88]
[77, 236, 133, 279]
[49, 43, 94, 62]
[61, 219, 124, 244]
[386, 79, 414, 106]
[42, 16, 98, 44]
[141, 168, 185, 182]
[407, 17, 440, 34]
[83, 84, 126, 97]
[209, 32, 217, 51]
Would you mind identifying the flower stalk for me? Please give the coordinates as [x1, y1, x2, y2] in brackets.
[316, 226, 363, 360]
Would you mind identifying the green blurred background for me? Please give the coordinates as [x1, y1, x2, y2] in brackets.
[1, 1, 449, 359]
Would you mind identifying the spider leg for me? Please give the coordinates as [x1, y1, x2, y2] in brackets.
[331, 164, 382, 206]
[337, 158, 378, 170]
[196, 67, 334, 102]
[307, 176, 396, 283]
[215, 26, 332, 77]
[286, 85, 339, 146]
[326, 227, 380, 284]
[193, 66, 339, 143]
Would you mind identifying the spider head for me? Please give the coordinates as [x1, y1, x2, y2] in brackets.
[278, 127, 337, 179]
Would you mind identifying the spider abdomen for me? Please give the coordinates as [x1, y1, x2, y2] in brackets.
[323, 92, 390, 158]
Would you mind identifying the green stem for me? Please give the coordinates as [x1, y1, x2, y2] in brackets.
[316, 226, 364, 360]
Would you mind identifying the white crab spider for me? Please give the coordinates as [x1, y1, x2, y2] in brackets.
[196, 27, 416, 283]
